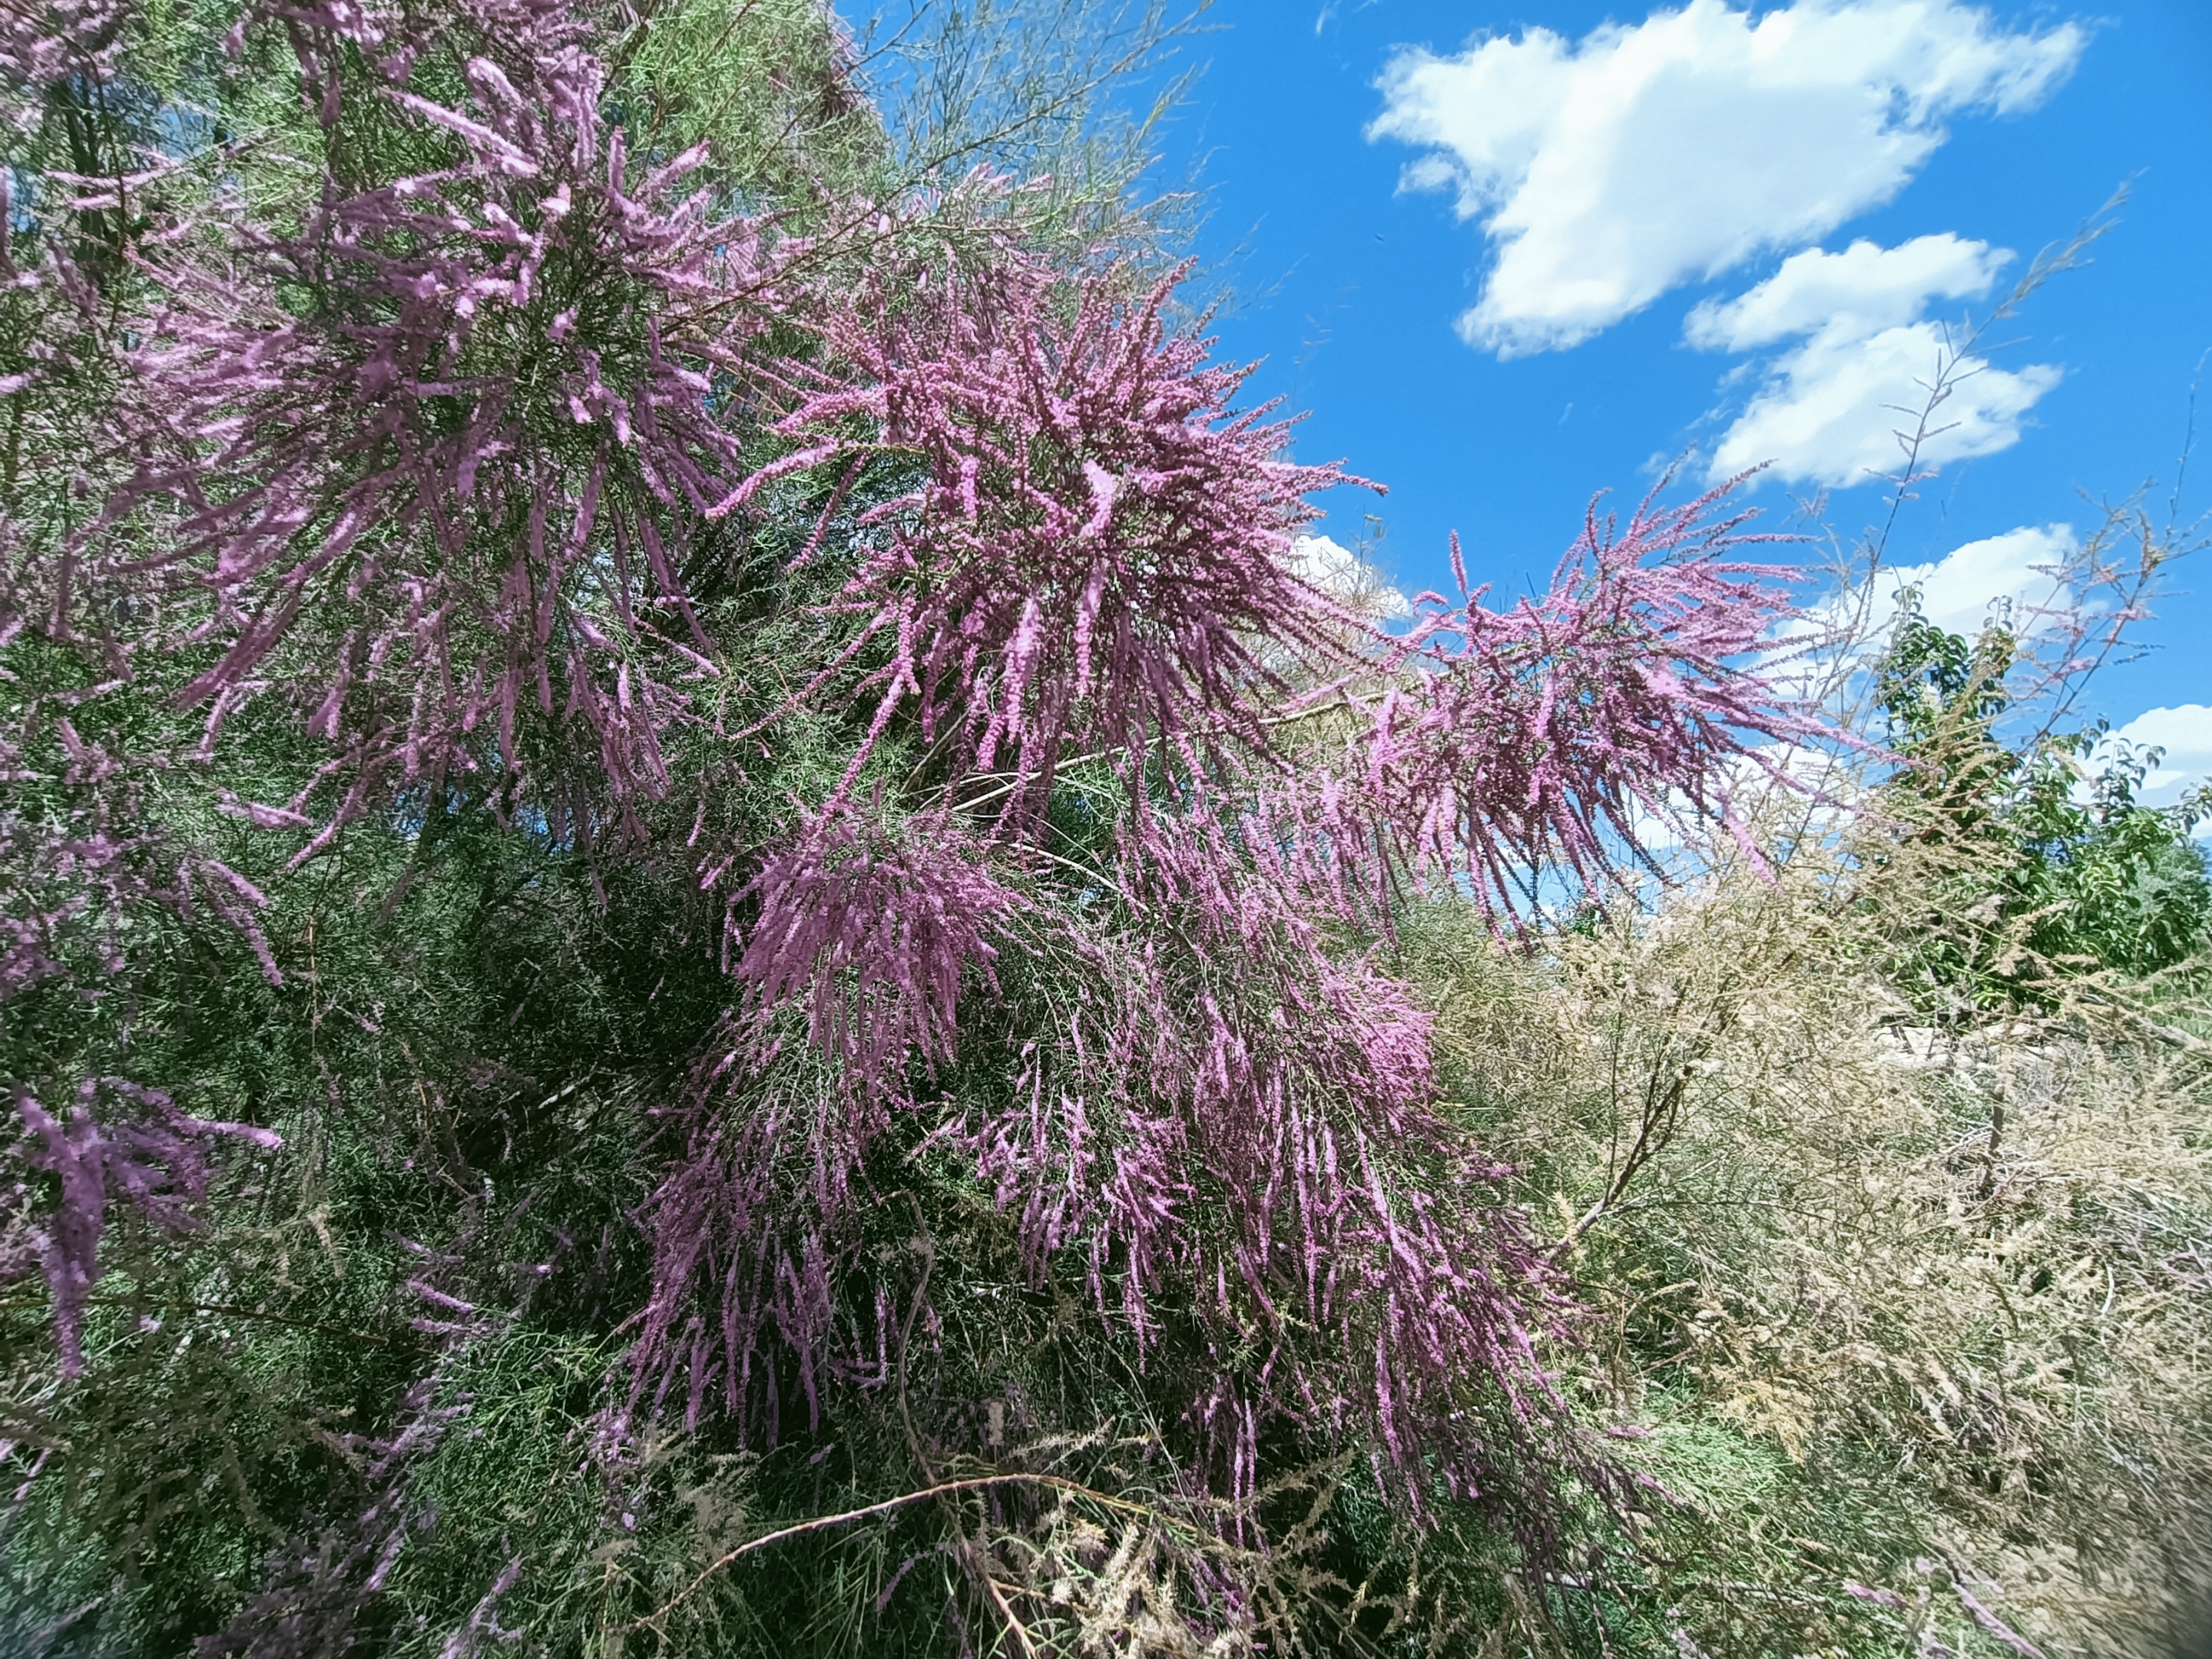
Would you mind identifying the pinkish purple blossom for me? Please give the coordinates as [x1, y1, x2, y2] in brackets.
[194, 1372, 489, 1659]
[724, 803, 1020, 1094]
[629, 1041, 899, 1435]
[1356, 480, 1816, 916]
[718, 257, 1376, 819]
[639, 790, 1597, 1511]
[8, 1075, 278, 1375]
[0, 695, 286, 1003]
[108, 0, 786, 847]
[959, 830, 1580, 1512]
[0, 0, 129, 133]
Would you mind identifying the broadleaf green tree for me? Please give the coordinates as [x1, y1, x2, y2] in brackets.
[1874, 593, 2211, 999]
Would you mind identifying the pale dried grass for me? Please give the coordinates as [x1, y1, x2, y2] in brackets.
[1416, 821, 2212, 1657]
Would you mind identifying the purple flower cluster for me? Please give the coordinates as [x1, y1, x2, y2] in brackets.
[110, 0, 785, 849]
[719, 257, 1373, 818]
[0, 696, 288, 1000]
[962, 822, 1572, 1510]
[1359, 483, 1819, 914]
[8, 1076, 277, 1374]
[0, 0, 127, 131]
[629, 1051, 895, 1435]
[727, 804, 1020, 1091]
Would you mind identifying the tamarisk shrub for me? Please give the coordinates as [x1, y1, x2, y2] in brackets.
[628, 807, 1023, 1431]
[0, 0, 1832, 1645]
[500, 242, 1813, 1644]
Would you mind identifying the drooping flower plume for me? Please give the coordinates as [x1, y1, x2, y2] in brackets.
[0, 0, 130, 133]
[720, 257, 1376, 817]
[7, 1077, 278, 1375]
[107, 0, 784, 847]
[1359, 482, 1816, 914]
[726, 803, 1020, 1093]
[960, 823, 1581, 1514]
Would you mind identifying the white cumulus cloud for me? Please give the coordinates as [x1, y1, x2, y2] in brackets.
[1878, 522, 2074, 638]
[1697, 237, 2061, 487]
[1685, 233, 2006, 349]
[1368, 0, 2083, 356]
[1791, 522, 2075, 655]
[1286, 534, 1412, 619]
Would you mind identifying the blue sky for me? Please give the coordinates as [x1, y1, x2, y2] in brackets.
[1137, 0, 2212, 799]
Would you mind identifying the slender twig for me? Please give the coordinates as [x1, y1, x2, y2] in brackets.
[618, 1472, 1165, 1632]
[1551, 973, 1753, 1257]
[0, 1295, 429, 1353]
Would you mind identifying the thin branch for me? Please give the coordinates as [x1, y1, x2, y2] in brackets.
[618, 1472, 1170, 1632]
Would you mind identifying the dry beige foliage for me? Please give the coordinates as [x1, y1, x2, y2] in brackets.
[1417, 824, 2212, 1657]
